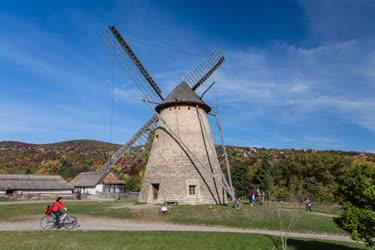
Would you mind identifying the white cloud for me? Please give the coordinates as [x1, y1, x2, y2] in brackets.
[209, 39, 375, 132]
[113, 87, 145, 103]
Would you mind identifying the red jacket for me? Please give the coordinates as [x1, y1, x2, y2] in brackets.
[51, 201, 64, 212]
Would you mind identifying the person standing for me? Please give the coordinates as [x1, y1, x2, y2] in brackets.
[305, 198, 312, 213]
[247, 190, 253, 206]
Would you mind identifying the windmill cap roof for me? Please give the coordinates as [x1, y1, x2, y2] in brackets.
[155, 81, 211, 113]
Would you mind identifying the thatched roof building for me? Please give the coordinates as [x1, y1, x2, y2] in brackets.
[0, 174, 72, 191]
[70, 170, 106, 187]
[0, 174, 73, 199]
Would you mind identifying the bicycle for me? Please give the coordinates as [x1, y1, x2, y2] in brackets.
[40, 210, 78, 229]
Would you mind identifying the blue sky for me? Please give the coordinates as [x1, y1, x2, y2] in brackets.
[1, 0, 375, 152]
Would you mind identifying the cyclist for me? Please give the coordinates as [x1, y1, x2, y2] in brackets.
[51, 197, 66, 227]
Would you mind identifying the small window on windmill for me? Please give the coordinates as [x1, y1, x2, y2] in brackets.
[189, 185, 196, 195]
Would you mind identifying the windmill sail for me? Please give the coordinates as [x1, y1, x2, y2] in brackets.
[101, 26, 163, 102]
[109, 26, 164, 100]
[184, 49, 225, 91]
[99, 115, 158, 174]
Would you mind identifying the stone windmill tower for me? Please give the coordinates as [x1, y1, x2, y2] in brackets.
[139, 82, 225, 204]
[100, 26, 235, 205]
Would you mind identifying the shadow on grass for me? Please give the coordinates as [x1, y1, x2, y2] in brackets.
[288, 239, 361, 250]
[265, 235, 283, 250]
[265, 235, 362, 250]
[265, 235, 365, 250]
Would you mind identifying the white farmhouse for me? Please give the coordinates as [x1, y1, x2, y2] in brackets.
[70, 170, 125, 195]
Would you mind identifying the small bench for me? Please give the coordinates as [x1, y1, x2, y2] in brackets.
[164, 200, 178, 205]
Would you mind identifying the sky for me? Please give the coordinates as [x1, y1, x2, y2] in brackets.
[0, 0, 375, 152]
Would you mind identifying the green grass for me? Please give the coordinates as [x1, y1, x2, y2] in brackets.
[0, 231, 365, 250]
[66, 200, 135, 218]
[239, 200, 342, 215]
[0, 202, 45, 221]
[159, 204, 345, 234]
[0, 200, 345, 235]
[276, 204, 342, 215]
[65, 201, 345, 234]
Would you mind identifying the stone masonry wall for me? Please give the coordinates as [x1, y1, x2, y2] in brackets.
[139, 105, 227, 205]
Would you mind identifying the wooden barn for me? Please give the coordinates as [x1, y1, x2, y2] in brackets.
[0, 174, 73, 199]
[70, 170, 125, 196]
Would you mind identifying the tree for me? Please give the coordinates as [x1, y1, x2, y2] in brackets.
[334, 163, 375, 246]
[123, 174, 142, 192]
[253, 154, 273, 194]
[270, 152, 352, 202]
[231, 164, 252, 198]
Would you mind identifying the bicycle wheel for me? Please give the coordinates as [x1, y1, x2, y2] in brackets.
[40, 215, 55, 229]
[63, 215, 77, 229]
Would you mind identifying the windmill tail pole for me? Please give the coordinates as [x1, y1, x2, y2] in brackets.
[213, 111, 237, 205]
[195, 105, 236, 203]
[214, 113, 234, 191]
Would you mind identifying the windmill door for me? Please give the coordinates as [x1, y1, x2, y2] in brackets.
[151, 183, 160, 200]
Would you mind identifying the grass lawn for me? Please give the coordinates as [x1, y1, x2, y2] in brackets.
[0, 200, 345, 235]
[155, 204, 344, 234]
[0, 231, 365, 250]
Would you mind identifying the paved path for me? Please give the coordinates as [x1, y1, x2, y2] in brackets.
[0, 215, 353, 243]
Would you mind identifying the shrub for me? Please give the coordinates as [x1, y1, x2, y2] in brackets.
[334, 164, 375, 246]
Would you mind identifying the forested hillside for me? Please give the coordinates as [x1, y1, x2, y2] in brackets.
[1, 140, 374, 202]
[0, 140, 145, 180]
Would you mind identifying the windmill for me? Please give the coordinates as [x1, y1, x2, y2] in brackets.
[100, 26, 237, 206]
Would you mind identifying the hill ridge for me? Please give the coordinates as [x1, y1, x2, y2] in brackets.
[1, 139, 374, 155]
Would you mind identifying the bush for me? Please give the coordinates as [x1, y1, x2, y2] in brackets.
[334, 164, 375, 246]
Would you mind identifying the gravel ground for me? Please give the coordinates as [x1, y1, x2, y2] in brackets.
[0, 215, 353, 243]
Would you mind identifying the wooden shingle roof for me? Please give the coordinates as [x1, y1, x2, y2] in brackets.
[155, 81, 211, 113]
